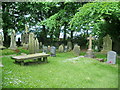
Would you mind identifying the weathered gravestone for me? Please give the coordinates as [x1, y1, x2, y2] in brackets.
[21, 25, 29, 48]
[84, 34, 95, 58]
[58, 44, 64, 52]
[9, 30, 17, 50]
[67, 41, 72, 51]
[21, 25, 29, 44]
[73, 44, 80, 56]
[106, 51, 116, 64]
[101, 34, 112, 53]
[28, 32, 35, 54]
[50, 46, 56, 57]
[35, 38, 39, 53]
[0, 33, 5, 49]
[64, 46, 68, 52]
[43, 46, 48, 53]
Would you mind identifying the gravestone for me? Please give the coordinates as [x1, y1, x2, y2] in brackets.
[21, 33, 29, 45]
[9, 30, 17, 50]
[67, 41, 72, 51]
[21, 25, 29, 44]
[0, 33, 5, 49]
[58, 44, 64, 52]
[64, 46, 68, 52]
[39, 42, 42, 50]
[43, 46, 48, 53]
[28, 32, 35, 54]
[23, 43, 28, 49]
[48, 46, 51, 52]
[101, 34, 112, 53]
[85, 34, 95, 58]
[95, 46, 98, 52]
[35, 38, 39, 53]
[106, 51, 116, 64]
[55, 42, 59, 49]
[50, 46, 56, 57]
[73, 44, 80, 56]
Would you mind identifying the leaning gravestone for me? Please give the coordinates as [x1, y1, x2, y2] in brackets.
[50, 46, 56, 57]
[67, 41, 72, 51]
[106, 51, 116, 64]
[35, 38, 39, 53]
[73, 44, 80, 56]
[58, 44, 64, 52]
[28, 32, 35, 54]
[9, 30, 17, 50]
[43, 46, 48, 53]
[101, 34, 112, 53]
[0, 33, 5, 49]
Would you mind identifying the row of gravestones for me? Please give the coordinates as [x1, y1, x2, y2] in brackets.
[58, 44, 80, 56]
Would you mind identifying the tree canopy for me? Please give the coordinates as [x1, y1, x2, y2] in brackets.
[1, 2, 120, 53]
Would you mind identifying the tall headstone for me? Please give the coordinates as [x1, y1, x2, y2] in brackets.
[35, 38, 39, 53]
[101, 34, 112, 53]
[106, 51, 116, 64]
[85, 34, 95, 58]
[58, 44, 64, 52]
[21, 25, 29, 47]
[0, 33, 5, 49]
[28, 32, 35, 54]
[50, 46, 56, 57]
[73, 44, 80, 56]
[67, 41, 72, 51]
[9, 30, 17, 50]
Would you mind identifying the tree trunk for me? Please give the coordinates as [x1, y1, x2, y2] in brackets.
[71, 30, 74, 40]
[42, 25, 47, 45]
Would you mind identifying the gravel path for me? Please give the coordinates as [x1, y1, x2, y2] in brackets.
[63, 56, 84, 62]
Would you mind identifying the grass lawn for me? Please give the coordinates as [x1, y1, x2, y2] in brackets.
[1, 51, 118, 88]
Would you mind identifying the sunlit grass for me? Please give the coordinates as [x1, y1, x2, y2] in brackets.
[1, 51, 118, 88]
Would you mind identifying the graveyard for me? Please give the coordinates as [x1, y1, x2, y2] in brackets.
[0, 2, 120, 89]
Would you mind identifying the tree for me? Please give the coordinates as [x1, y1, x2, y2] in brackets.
[70, 2, 120, 53]
[39, 2, 83, 44]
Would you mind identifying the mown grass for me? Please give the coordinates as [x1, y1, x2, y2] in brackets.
[1, 51, 118, 88]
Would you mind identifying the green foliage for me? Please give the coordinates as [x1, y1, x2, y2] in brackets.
[2, 52, 118, 88]
[70, 2, 120, 34]
[0, 49, 16, 56]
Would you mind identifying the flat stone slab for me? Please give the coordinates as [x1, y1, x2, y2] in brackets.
[12, 53, 50, 60]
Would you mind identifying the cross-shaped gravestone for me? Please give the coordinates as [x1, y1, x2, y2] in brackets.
[85, 34, 95, 58]
[25, 24, 29, 34]
[87, 34, 94, 50]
